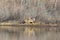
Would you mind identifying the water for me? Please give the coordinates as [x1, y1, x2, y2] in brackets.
[0, 26, 60, 40]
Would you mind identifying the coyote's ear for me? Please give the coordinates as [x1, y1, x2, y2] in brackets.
[32, 18, 35, 21]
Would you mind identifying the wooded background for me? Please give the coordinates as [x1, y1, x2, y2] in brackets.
[0, 0, 60, 23]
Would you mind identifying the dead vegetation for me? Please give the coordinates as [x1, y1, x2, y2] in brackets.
[0, 0, 60, 24]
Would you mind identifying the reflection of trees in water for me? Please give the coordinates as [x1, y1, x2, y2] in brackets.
[0, 27, 59, 40]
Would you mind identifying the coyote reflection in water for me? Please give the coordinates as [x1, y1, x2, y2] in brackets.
[24, 27, 35, 37]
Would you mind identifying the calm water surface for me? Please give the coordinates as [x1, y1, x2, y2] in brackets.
[0, 26, 59, 40]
